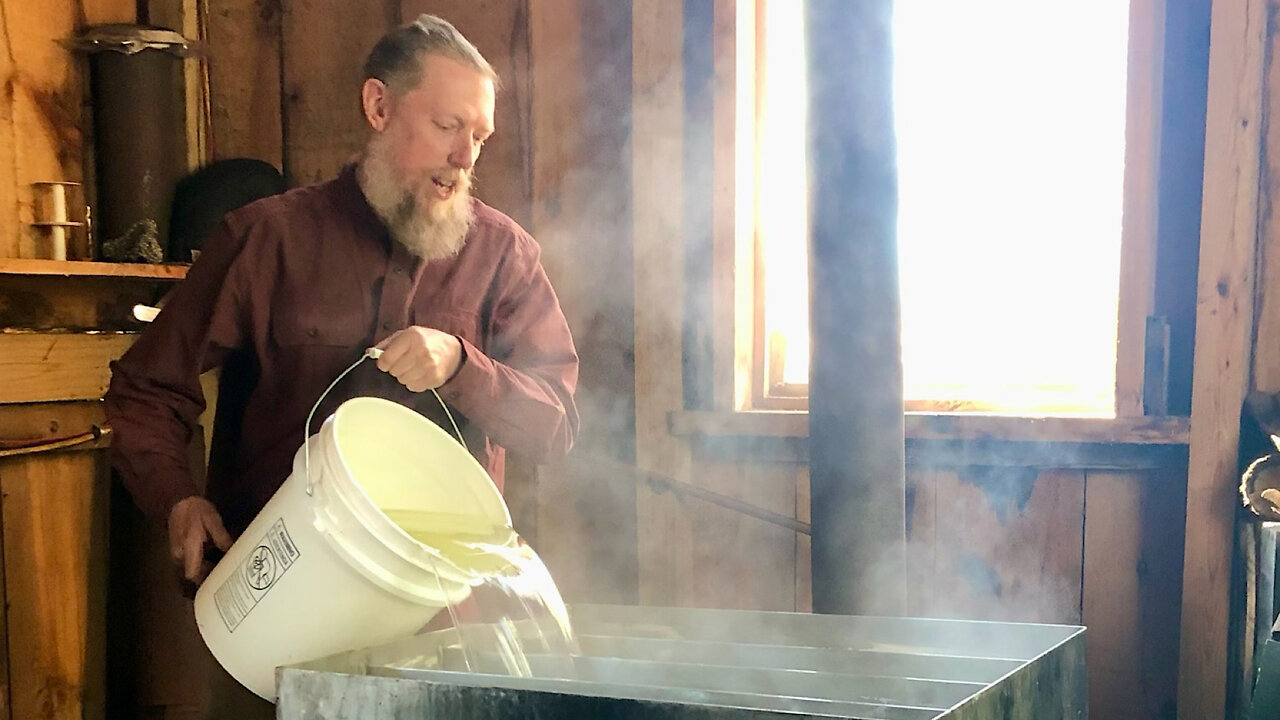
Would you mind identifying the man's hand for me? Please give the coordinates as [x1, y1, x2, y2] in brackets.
[375, 326, 463, 392]
[168, 496, 233, 584]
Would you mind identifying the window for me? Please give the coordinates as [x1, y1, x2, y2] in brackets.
[730, 0, 1162, 417]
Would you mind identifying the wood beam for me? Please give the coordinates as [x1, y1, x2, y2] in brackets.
[1178, 0, 1268, 715]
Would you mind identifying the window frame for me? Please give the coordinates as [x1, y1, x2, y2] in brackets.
[711, 0, 1167, 417]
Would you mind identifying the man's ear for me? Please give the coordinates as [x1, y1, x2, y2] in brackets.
[361, 78, 391, 131]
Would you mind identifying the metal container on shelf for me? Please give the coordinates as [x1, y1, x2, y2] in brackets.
[68, 24, 190, 262]
[277, 604, 1086, 719]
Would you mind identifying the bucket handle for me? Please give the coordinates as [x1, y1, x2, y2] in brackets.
[303, 347, 469, 497]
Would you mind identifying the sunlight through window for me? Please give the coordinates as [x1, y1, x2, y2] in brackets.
[757, 0, 1131, 416]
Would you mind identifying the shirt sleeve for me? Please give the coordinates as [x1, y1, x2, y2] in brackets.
[104, 219, 253, 521]
[438, 238, 580, 462]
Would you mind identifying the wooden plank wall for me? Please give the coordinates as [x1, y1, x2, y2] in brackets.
[644, 454, 1185, 720]
[204, 0, 283, 167]
[0, 4, 133, 720]
[687, 450, 799, 611]
[633, 0, 696, 607]
[0, 0, 132, 260]
[0, 454, 109, 720]
[1085, 469, 1186, 720]
[629, 9, 1190, 719]
[612, 436, 1185, 717]
[526, 0, 638, 604]
[911, 469, 1084, 624]
[0, 3, 1220, 720]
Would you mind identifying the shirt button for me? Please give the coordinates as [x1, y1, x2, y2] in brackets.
[392, 266, 404, 275]
[306, 328, 318, 338]
[381, 321, 393, 331]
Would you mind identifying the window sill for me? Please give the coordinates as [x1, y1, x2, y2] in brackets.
[668, 410, 1191, 446]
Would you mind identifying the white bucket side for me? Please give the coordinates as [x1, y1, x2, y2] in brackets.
[321, 397, 510, 581]
[317, 394, 512, 586]
[306, 431, 473, 605]
[193, 396, 511, 701]
[193, 460, 441, 701]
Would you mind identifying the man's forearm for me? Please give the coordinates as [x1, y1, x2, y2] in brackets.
[105, 366, 204, 521]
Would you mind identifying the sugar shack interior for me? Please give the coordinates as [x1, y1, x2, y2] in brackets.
[0, 0, 1275, 718]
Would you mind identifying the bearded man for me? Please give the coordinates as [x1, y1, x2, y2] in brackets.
[105, 14, 579, 587]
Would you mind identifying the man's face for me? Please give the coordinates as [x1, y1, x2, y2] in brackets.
[359, 54, 496, 259]
[381, 54, 495, 213]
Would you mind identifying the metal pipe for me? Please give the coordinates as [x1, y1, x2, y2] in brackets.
[582, 453, 811, 535]
[805, 0, 907, 616]
[0, 425, 110, 458]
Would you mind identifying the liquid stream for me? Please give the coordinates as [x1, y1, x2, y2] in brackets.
[381, 508, 580, 678]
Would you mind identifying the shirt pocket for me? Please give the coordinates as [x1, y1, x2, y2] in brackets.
[410, 307, 481, 345]
[271, 308, 369, 348]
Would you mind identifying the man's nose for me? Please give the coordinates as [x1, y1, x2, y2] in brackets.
[449, 138, 480, 171]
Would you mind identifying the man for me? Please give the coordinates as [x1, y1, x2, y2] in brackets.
[106, 14, 579, 592]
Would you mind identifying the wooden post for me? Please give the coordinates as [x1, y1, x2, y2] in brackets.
[804, 0, 906, 616]
[1178, 0, 1267, 715]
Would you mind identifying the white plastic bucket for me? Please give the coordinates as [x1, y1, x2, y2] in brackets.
[193, 396, 510, 700]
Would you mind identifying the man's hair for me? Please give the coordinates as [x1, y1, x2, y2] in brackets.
[362, 14, 500, 94]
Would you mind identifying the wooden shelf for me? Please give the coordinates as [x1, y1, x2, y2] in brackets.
[0, 258, 188, 281]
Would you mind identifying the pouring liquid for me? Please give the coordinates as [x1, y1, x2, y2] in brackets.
[381, 508, 579, 677]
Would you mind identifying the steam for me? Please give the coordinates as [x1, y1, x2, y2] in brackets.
[485, 0, 1088, 637]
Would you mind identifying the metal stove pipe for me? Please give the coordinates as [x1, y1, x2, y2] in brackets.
[805, 0, 907, 616]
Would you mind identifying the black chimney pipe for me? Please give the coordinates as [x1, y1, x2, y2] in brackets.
[805, 0, 907, 616]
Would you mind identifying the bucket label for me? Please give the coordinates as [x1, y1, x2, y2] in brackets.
[213, 518, 301, 633]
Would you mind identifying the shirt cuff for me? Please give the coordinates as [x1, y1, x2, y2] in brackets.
[439, 336, 495, 408]
[442, 334, 468, 385]
[151, 477, 203, 524]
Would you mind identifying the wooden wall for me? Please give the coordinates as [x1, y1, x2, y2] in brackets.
[0, 1, 1255, 720]
[0, 2, 135, 720]
[0, 0, 134, 259]
[627, 1, 1204, 719]
[634, 431, 1187, 719]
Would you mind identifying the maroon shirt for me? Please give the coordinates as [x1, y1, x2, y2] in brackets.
[105, 164, 579, 535]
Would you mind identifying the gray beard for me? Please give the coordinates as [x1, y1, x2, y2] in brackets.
[357, 149, 475, 261]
